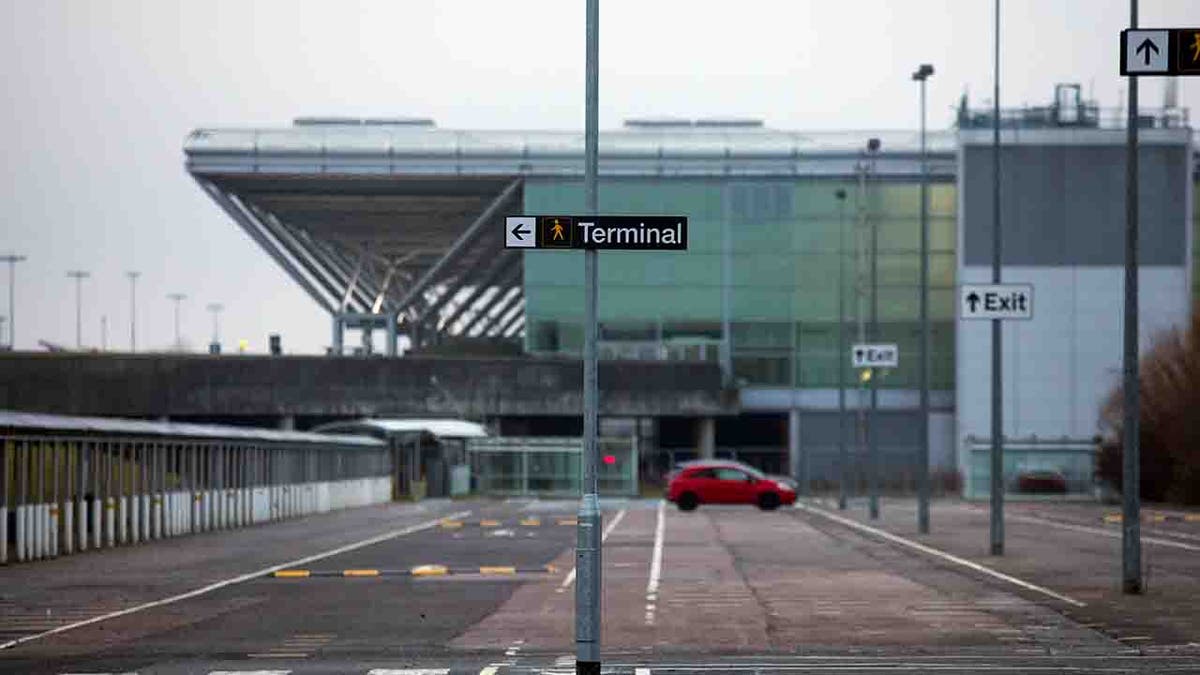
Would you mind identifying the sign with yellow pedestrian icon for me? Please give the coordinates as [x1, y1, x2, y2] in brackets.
[1120, 28, 1200, 76]
[541, 216, 574, 248]
[503, 214, 688, 251]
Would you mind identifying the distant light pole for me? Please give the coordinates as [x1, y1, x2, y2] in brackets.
[167, 293, 187, 351]
[0, 254, 26, 349]
[100, 315, 108, 352]
[207, 303, 224, 353]
[913, 62, 935, 535]
[66, 270, 90, 349]
[126, 271, 140, 352]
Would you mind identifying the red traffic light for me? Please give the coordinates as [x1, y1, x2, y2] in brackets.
[603, 454, 617, 465]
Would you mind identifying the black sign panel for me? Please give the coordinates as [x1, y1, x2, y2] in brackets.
[1120, 28, 1200, 76]
[506, 215, 688, 251]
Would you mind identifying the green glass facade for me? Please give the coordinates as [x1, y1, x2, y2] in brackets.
[523, 177, 958, 390]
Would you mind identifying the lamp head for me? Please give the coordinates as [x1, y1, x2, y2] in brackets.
[912, 64, 934, 81]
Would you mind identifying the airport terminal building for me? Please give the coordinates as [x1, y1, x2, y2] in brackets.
[183, 86, 1198, 496]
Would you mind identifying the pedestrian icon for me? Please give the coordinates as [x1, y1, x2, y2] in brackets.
[1181, 29, 1200, 74]
[540, 216, 573, 248]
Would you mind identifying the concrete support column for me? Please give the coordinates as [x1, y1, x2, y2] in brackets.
[697, 417, 716, 460]
[279, 416, 296, 431]
[386, 315, 398, 357]
[788, 409, 803, 492]
[331, 314, 344, 356]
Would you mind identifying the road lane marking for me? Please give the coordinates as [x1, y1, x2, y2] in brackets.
[557, 509, 627, 592]
[0, 509, 471, 652]
[794, 503, 1085, 608]
[1009, 513, 1200, 551]
[412, 564, 449, 577]
[367, 670, 449, 675]
[520, 517, 541, 526]
[635, 668, 652, 675]
[343, 569, 380, 577]
[272, 570, 310, 578]
[645, 499, 666, 625]
[480, 566, 517, 575]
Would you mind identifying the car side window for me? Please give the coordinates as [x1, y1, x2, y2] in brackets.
[688, 468, 718, 480]
[713, 468, 748, 482]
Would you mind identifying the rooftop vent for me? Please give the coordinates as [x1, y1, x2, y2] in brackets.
[293, 117, 436, 128]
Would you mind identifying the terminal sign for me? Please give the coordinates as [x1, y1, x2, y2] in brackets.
[852, 343, 898, 369]
[960, 283, 1033, 320]
[505, 215, 688, 251]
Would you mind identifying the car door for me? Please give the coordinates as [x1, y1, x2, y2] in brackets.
[688, 468, 720, 503]
[713, 467, 753, 504]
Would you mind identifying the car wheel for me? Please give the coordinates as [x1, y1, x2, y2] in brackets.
[757, 492, 780, 511]
[677, 492, 699, 511]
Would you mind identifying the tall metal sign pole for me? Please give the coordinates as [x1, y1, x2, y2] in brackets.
[990, 0, 1005, 556]
[1121, 0, 1143, 595]
[913, 63, 934, 535]
[576, 0, 602, 671]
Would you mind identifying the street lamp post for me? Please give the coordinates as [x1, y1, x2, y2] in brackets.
[1, 254, 27, 349]
[167, 293, 187, 351]
[126, 272, 140, 352]
[866, 137, 881, 521]
[207, 303, 224, 354]
[836, 188, 849, 511]
[66, 270, 90, 349]
[913, 63, 935, 535]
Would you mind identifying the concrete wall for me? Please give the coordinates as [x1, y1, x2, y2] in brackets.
[0, 354, 733, 420]
[955, 130, 1193, 481]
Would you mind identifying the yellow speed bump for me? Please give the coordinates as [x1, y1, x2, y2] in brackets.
[1103, 514, 1122, 523]
[274, 569, 311, 578]
[1150, 514, 1167, 523]
[557, 518, 578, 526]
[480, 519, 502, 528]
[545, 564, 560, 573]
[520, 517, 541, 527]
[411, 564, 449, 577]
[479, 566, 517, 575]
[1185, 514, 1200, 522]
[343, 569, 380, 577]
[439, 519, 464, 529]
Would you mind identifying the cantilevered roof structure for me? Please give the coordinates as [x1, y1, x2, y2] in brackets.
[183, 117, 961, 355]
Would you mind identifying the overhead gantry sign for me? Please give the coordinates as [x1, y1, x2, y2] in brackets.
[505, 215, 688, 251]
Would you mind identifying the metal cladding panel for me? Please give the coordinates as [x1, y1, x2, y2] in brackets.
[962, 143, 1188, 266]
[955, 266, 1188, 455]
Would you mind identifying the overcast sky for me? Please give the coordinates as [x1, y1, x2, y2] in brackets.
[1, 0, 1196, 354]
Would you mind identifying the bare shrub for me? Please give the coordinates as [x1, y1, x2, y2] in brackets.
[1098, 303, 1200, 505]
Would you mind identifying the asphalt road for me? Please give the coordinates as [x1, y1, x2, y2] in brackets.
[1, 497, 1198, 674]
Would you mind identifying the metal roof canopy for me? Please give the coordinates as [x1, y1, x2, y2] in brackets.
[313, 418, 489, 440]
[0, 410, 382, 447]
[185, 123, 971, 354]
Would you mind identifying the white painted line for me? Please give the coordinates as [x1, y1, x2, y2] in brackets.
[635, 668, 652, 675]
[557, 508, 627, 592]
[479, 667, 500, 675]
[366, 670, 449, 675]
[1008, 513, 1200, 552]
[210, 671, 292, 675]
[0, 509, 471, 652]
[647, 499, 666, 596]
[795, 503, 1085, 608]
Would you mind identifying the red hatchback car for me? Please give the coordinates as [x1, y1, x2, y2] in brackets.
[666, 460, 797, 511]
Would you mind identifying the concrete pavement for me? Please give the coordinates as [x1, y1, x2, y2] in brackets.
[1, 496, 1197, 674]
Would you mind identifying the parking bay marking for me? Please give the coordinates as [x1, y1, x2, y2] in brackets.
[794, 502, 1085, 607]
[0, 509, 471, 652]
[558, 509, 628, 592]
